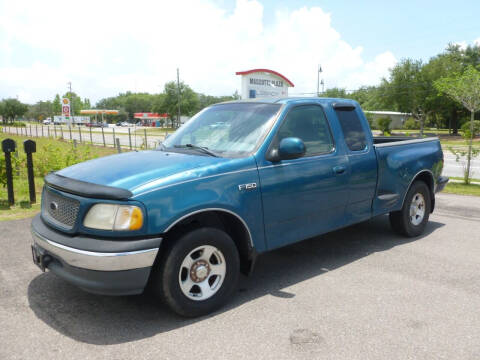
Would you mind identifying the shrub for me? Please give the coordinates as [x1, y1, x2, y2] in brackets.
[9, 122, 26, 127]
[365, 113, 376, 130]
[404, 117, 419, 130]
[461, 120, 480, 139]
[377, 117, 392, 135]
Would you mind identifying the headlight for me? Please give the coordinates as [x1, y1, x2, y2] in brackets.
[84, 204, 144, 231]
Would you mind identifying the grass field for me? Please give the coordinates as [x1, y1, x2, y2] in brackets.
[0, 134, 117, 221]
[444, 182, 480, 196]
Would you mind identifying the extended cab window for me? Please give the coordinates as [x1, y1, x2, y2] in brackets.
[335, 108, 367, 151]
[277, 105, 334, 156]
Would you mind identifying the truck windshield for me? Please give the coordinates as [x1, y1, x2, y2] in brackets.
[162, 103, 281, 157]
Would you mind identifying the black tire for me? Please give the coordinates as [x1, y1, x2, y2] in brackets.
[152, 227, 240, 317]
[389, 180, 431, 237]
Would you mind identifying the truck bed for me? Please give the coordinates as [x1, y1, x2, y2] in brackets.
[373, 136, 439, 146]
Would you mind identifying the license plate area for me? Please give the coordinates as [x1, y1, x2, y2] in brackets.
[31, 245, 47, 272]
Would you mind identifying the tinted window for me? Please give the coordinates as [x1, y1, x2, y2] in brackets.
[277, 105, 334, 156]
[335, 109, 367, 151]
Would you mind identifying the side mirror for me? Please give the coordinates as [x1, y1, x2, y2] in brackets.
[267, 137, 306, 162]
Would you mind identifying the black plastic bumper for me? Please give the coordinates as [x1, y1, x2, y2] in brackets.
[436, 176, 449, 193]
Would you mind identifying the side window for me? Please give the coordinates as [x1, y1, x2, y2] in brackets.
[277, 105, 334, 156]
[335, 109, 367, 151]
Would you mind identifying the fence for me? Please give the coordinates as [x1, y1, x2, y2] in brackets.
[1, 124, 168, 150]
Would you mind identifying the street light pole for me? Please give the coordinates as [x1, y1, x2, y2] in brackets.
[176, 68, 181, 129]
[317, 65, 322, 96]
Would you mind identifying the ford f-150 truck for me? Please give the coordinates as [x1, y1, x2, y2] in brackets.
[31, 98, 448, 317]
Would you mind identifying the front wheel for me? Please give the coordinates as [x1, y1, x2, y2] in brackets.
[152, 227, 240, 317]
[389, 180, 431, 237]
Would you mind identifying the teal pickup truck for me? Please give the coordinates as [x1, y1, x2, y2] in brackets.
[31, 98, 448, 317]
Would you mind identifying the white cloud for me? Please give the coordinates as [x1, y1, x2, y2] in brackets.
[0, 0, 397, 103]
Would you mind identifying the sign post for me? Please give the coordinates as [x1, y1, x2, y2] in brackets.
[2, 139, 16, 205]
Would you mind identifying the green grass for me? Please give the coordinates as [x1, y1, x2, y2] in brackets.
[0, 134, 117, 221]
[449, 176, 480, 182]
[443, 182, 480, 196]
[0, 177, 43, 221]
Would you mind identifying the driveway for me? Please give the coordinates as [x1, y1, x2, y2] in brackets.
[0, 193, 479, 359]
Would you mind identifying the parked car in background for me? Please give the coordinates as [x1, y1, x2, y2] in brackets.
[42, 119, 51, 125]
[31, 98, 448, 317]
[86, 122, 108, 128]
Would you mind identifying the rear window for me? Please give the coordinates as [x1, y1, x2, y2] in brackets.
[335, 109, 367, 151]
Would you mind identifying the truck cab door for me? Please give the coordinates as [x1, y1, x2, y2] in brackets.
[334, 105, 377, 224]
[256, 104, 349, 250]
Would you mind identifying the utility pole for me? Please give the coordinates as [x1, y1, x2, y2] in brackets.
[176, 68, 181, 129]
[67, 81, 74, 123]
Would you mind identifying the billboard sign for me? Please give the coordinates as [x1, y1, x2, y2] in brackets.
[236, 69, 294, 99]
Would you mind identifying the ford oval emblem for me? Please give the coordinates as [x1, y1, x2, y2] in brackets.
[50, 202, 58, 211]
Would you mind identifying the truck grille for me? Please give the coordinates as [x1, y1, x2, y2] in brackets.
[42, 188, 80, 229]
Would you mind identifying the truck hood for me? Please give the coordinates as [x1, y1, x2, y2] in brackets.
[56, 150, 229, 191]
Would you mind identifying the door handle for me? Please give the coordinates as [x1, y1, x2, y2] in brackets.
[333, 165, 346, 174]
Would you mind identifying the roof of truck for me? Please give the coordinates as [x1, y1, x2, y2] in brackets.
[217, 97, 357, 105]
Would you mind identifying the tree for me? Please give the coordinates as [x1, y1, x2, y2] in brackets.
[421, 47, 464, 134]
[0, 98, 28, 123]
[321, 87, 347, 98]
[63, 92, 85, 115]
[349, 85, 390, 111]
[435, 65, 480, 183]
[383, 59, 430, 136]
[27, 100, 53, 121]
[52, 94, 62, 115]
[162, 81, 199, 127]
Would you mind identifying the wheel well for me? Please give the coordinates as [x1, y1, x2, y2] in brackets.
[161, 210, 254, 275]
[411, 171, 435, 212]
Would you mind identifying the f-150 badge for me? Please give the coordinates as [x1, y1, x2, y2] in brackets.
[238, 183, 257, 191]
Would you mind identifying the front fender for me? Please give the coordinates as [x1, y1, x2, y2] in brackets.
[132, 159, 267, 252]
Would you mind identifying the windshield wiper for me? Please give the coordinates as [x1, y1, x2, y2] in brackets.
[173, 144, 219, 157]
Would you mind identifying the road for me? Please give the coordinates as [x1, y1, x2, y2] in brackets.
[2, 125, 167, 149]
[1, 193, 479, 360]
[443, 152, 479, 178]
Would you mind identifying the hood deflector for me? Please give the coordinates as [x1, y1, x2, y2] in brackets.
[45, 173, 133, 200]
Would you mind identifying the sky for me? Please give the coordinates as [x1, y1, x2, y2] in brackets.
[0, 0, 479, 104]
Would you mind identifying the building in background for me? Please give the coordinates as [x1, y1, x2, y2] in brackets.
[364, 111, 411, 129]
[235, 69, 294, 99]
[134, 113, 169, 127]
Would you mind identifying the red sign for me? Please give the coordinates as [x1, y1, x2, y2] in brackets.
[62, 105, 70, 116]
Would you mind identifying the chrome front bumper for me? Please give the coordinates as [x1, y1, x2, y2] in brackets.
[30, 214, 162, 295]
[32, 229, 159, 271]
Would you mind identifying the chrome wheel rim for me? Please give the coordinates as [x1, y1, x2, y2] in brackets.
[178, 245, 226, 301]
[409, 193, 426, 226]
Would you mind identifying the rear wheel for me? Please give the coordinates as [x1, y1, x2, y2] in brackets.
[389, 180, 431, 237]
[152, 227, 240, 317]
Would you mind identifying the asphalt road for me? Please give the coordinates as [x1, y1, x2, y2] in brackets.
[1, 193, 479, 360]
[443, 152, 479, 178]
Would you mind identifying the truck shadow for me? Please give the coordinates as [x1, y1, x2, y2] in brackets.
[27, 215, 444, 345]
